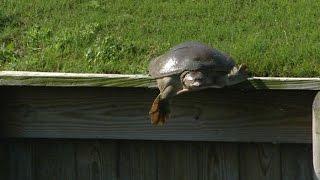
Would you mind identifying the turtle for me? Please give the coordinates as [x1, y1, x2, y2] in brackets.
[148, 41, 248, 125]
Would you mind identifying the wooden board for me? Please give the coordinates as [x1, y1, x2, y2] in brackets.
[240, 143, 281, 180]
[1, 71, 320, 90]
[0, 140, 9, 180]
[0, 86, 315, 143]
[33, 141, 76, 180]
[2, 140, 314, 180]
[200, 142, 239, 180]
[8, 141, 33, 180]
[281, 144, 313, 180]
[0, 71, 153, 88]
[313, 92, 320, 179]
[119, 141, 157, 180]
[157, 142, 203, 180]
[243, 77, 320, 90]
[75, 140, 118, 180]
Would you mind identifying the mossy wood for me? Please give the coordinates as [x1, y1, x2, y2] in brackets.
[1, 71, 320, 90]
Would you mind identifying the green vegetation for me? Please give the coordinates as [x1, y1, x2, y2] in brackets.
[0, 0, 319, 76]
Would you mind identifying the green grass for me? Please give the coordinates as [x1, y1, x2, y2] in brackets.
[0, 0, 320, 76]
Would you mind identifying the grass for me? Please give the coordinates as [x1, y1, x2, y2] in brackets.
[0, 0, 319, 77]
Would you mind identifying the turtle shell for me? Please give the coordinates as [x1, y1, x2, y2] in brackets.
[148, 42, 235, 78]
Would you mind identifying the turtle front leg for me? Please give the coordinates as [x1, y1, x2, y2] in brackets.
[149, 85, 174, 125]
[149, 94, 168, 125]
[218, 64, 248, 86]
[150, 76, 181, 125]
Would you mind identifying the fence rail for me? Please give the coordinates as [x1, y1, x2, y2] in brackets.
[0, 71, 319, 180]
[1, 71, 320, 90]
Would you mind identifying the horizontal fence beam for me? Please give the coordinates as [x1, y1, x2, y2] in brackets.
[0, 71, 154, 88]
[1, 71, 320, 90]
[0, 86, 316, 143]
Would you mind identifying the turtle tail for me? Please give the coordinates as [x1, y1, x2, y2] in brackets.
[149, 95, 170, 125]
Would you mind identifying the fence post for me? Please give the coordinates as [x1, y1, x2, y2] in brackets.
[313, 92, 320, 179]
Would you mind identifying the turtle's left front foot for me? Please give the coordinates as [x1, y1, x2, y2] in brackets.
[149, 95, 170, 125]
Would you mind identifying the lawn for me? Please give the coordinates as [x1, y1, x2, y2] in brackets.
[0, 0, 319, 77]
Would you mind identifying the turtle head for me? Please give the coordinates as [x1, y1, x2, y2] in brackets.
[181, 70, 213, 90]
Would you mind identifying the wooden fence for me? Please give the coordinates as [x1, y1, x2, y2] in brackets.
[0, 71, 320, 180]
[0, 140, 313, 180]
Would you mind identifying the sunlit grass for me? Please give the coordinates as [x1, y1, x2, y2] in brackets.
[0, 0, 319, 76]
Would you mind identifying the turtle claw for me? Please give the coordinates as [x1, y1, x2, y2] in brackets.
[150, 108, 167, 125]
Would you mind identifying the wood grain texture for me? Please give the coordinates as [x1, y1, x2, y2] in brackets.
[75, 140, 118, 180]
[243, 77, 320, 90]
[0, 87, 315, 143]
[8, 141, 34, 180]
[157, 142, 204, 180]
[1, 140, 316, 180]
[33, 141, 76, 180]
[157, 142, 238, 180]
[119, 140, 157, 180]
[313, 92, 320, 179]
[281, 144, 313, 180]
[0, 71, 154, 88]
[0, 140, 9, 180]
[1, 71, 320, 90]
[240, 143, 281, 180]
[202, 143, 239, 180]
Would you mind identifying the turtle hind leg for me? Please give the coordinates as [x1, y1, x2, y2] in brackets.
[149, 94, 170, 125]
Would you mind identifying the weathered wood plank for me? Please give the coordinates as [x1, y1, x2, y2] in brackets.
[0, 71, 154, 88]
[156, 142, 238, 180]
[281, 144, 313, 180]
[0, 89, 9, 179]
[2, 140, 316, 180]
[202, 142, 239, 180]
[1, 87, 315, 143]
[157, 142, 203, 180]
[240, 143, 281, 180]
[0, 140, 9, 180]
[313, 92, 320, 179]
[119, 140, 157, 180]
[33, 141, 76, 180]
[75, 140, 118, 180]
[8, 141, 34, 180]
[242, 77, 320, 90]
[1, 71, 320, 90]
